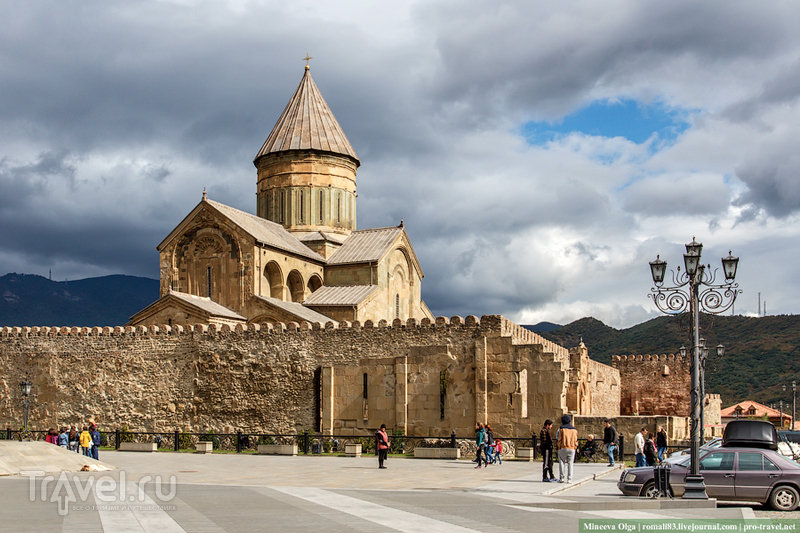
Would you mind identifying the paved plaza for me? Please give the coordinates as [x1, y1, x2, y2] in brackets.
[0, 447, 768, 533]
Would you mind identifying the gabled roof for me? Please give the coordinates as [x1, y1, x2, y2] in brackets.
[303, 285, 378, 306]
[722, 400, 788, 419]
[158, 197, 325, 263]
[168, 291, 246, 320]
[254, 68, 359, 165]
[327, 226, 403, 264]
[128, 291, 246, 325]
[251, 295, 334, 324]
[326, 225, 424, 278]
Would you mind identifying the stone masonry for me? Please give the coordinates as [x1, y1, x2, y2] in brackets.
[0, 316, 620, 437]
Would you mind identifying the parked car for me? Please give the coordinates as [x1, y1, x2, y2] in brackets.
[618, 447, 800, 510]
[778, 431, 800, 460]
[618, 420, 800, 511]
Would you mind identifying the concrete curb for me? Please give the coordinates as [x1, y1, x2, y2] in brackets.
[543, 463, 624, 495]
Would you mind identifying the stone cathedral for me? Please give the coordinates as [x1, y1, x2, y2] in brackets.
[129, 65, 434, 327]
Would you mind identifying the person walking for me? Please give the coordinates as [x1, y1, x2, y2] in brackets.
[656, 426, 668, 462]
[494, 439, 503, 464]
[540, 419, 555, 482]
[603, 419, 618, 466]
[79, 426, 92, 457]
[474, 423, 486, 468]
[557, 414, 578, 483]
[375, 424, 389, 469]
[90, 423, 101, 460]
[635, 427, 647, 467]
[644, 431, 659, 466]
[484, 423, 495, 465]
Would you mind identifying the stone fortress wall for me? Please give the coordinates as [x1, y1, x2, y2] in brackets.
[0, 315, 620, 437]
[613, 353, 691, 416]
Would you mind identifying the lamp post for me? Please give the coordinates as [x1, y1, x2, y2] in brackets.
[649, 238, 741, 499]
[698, 341, 724, 445]
[783, 383, 797, 430]
[19, 379, 32, 433]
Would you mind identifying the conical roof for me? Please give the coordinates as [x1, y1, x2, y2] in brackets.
[255, 67, 359, 166]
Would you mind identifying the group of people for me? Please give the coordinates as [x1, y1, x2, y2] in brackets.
[45, 423, 101, 460]
[634, 425, 668, 467]
[474, 423, 503, 468]
[540, 417, 622, 483]
[539, 415, 581, 483]
[371, 418, 668, 474]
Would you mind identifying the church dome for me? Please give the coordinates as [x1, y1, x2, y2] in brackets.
[254, 67, 359, 166]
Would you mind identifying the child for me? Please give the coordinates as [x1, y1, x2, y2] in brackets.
[494, 439, 503, 464]
[79, 426, 92, 457]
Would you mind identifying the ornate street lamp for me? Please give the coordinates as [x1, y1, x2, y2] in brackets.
[19, 379, 32, 433]
[649, 238, 741, 499]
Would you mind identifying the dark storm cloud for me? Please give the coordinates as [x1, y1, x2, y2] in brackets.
[734, 153, 800, 219]
[0, 152, 75, 208]
[418, 0, 799, 121]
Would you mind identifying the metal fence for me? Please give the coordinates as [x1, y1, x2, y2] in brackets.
[4, 428, 705, 460]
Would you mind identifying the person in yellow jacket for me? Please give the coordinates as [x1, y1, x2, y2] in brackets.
[79, 426, 92, 457]
[556, 414, 578, 483]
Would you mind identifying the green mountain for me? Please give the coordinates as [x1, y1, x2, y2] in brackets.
[524, 314, 800, 408]
[0, 273, 159, 327]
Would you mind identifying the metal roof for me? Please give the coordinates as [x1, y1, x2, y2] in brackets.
[302, 285, 377, 306]
[327, 227, 404, 265]
[299, 231, 348, 244]
[206, 200, 325, 263]
[168, 291, 246, 320]
[252, 295, 334, 323]
[254, 68, 359, 165]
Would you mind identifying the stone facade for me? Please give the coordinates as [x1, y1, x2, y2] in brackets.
[0, 316, 620, 436]
[614, 353, 691, 416]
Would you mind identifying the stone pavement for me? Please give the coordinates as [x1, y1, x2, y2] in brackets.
[0, 450, 757, 532]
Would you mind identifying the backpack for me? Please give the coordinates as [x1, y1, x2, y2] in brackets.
[486, 430, 494, 446]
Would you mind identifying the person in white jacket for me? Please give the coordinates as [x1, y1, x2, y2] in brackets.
[635, 427, 647, 467]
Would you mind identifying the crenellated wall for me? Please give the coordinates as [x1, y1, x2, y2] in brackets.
[0, 315, 619, 436]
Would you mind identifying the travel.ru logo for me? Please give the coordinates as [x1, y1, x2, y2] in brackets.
[23, 470, 177, 516]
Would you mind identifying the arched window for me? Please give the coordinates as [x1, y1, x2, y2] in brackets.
[319, 190, 323, 222]
[395, 293, 400, 319]
[280, 191, 285, 223]
[337, 195, 341, 223]
[206, 266, 212, 298]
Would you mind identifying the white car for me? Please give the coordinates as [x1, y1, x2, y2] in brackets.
[665, 437, 722, 462]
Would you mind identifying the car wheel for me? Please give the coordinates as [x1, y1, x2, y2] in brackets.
[769, 485, 800, 512]
[641, 481, 659, 498]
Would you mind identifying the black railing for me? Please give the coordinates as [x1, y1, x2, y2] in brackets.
[1, 427, 644, 459]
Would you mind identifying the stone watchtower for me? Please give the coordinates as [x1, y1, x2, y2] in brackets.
[254, 64, 361, 246]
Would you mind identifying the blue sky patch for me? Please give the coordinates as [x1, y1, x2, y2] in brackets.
[523, 99, 691, 146]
